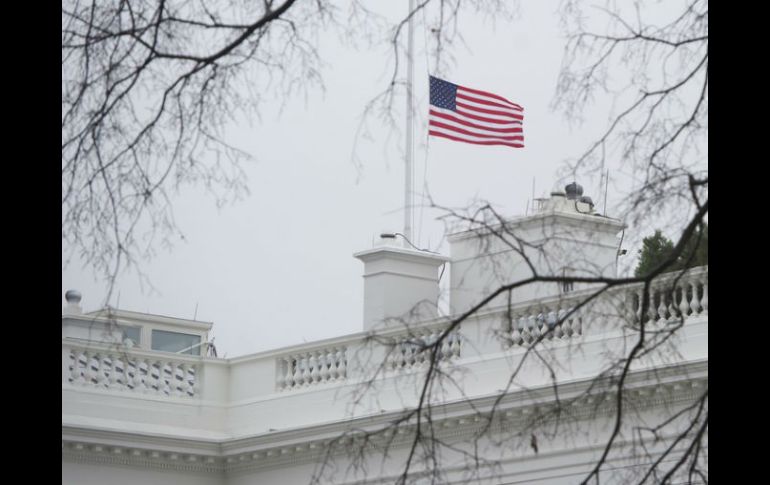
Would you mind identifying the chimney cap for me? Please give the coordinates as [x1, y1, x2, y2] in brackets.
[65, 289, 82, 304]
[565, 182, 584, 200]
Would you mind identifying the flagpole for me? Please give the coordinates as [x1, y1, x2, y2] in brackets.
[404, 0, 415, 245]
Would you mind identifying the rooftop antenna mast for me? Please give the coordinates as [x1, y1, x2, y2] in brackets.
[531, 177, 535, 213]
[404, 0, 415, 245]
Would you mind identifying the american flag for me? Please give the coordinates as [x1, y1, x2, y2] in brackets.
[428, 76, 524, 148]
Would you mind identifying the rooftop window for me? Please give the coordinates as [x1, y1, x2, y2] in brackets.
[151, 329, 201, 355]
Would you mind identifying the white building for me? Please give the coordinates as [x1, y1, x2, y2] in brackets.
[62, 184, 708, 484]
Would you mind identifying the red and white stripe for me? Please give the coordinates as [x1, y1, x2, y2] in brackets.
[429, 84, 524, 148]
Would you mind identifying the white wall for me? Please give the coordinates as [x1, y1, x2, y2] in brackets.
[62, 461, 224, 485]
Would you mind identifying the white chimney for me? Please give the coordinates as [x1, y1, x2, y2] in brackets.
[354, 235, 449, 331]
[448, 182, 626, 314]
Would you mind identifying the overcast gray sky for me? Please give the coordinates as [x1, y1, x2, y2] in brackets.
[62, 1, 672, 357]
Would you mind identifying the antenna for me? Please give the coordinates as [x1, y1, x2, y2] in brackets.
[404, 0, 415, 244]
[116, 291, 121, 310]
[603, 169, 609, 215]
[193, 302, 199, 321]
[531, 177, 536, 211]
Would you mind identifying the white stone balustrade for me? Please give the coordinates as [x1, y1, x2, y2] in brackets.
[64, 342, 200, 398]
[276, 345, 348, 391]
[624, 266, 708, 326]
[63, 267, 707, 402]
[505, 295, 585, 348]
[386, 326, 462, 371]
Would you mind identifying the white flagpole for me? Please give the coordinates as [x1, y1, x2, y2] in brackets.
[404, 0, 415, 244]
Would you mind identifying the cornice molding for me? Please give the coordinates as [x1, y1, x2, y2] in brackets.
[63, 361, 707, 475]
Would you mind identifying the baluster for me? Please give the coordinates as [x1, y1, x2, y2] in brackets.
[325, 349, 334, 381]
[413, 337, 422, 366]
[416, 334, 425, 365]
[401, 341, 412, 368]
[302, 354, 313, 386]
[318, 351, 329, 383]
[438, 331, 448, 362]
[527, 314, 538, 341]
[144, 360, 155, 393]
[188, 365, 198, 397]
[700, 277, 708, 315]
[294, 355, 305, 386]
[94, 353, 108, 387]
[549, 309, 562, 338]
[98, 354, 109, 388]
[289, 356, 300, 387]
[150, 360, 162, 394]
[305, 352, 315, 384]
[163, 361, 173, 395]
[182, 364, 193, 397]
[408, 340, 417, 367]
[535, 312, 545, 340]
[321, 350, 330, 381]
[125, 358, 136, 390]
[116, 355, 128, 389]
[337, 348, 347, 379]
[325, 349, 336, 381]
[520, 316, 530, 344]
[510, 316, 521, 347]
[678, 283, 691, 321]
[67, 350, 76, 384]
[538, 309, 546, 338]
[140, 359, 150, 393]
[689, 280, 702, 315]
[70, 350, 83, 384]
[433, 331, 442, 361]
[397, 342, 406, 369]
[555, 308, 567, 337]
[81, 351, 92, 386]
[106, 355, 120, 390]
[452, 333, 461, 357]
[85, 353, 99, 387]
[169, 362, 178, 395]
[174, 363, 185, 396]
[134, 359, 145, 392]
[666, 286, 678, 324]
[538, 309, 547, 339]
[645, 289, 657, 325]
[656, 286, 667, 324]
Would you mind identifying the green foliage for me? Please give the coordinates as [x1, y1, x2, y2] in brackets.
[634, 225, 708, 277]
[635, 230, 675, 277]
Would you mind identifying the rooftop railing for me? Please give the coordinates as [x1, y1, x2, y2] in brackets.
[63, 266, 708, 405]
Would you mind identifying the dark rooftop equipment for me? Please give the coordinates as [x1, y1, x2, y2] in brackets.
[565, 182, 584, 200]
